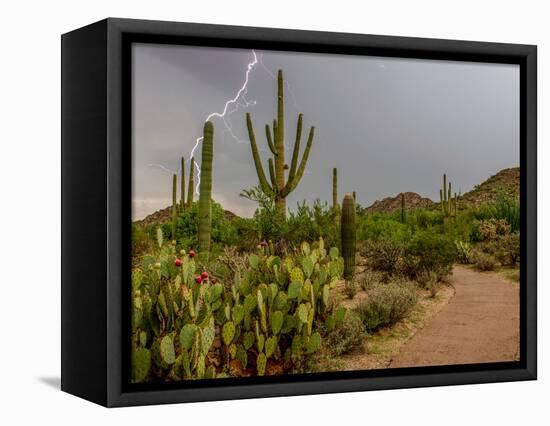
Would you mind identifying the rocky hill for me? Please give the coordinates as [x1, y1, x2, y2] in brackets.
[460, 167, 519, 207]
[364, 192, 434, 214]
[136, 205, 237, 226]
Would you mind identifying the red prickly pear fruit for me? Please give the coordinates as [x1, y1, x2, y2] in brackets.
[201, 271, 209, 280]
[194, 275, 202, 284]
[174, 258, 183, 267]
[188, 250, 196, 258]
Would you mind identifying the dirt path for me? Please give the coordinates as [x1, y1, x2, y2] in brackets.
[389, 265, 519, 368]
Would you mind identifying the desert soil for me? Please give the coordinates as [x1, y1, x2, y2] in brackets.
[389, 265, 520, 367]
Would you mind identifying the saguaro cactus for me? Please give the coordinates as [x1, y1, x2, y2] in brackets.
[246, 69, 315, 218]
[439, 174, 456, 217]
[171, 174, 177, 239]
[400, 193, 406, 223]
[198, 122, 214, 255]
[341, 194, 356, 282]
[332, 168, 338, 213]
[187, 157, 195, 208]
[180, 157, 186, 212]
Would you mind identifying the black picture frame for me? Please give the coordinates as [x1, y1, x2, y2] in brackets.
[61, 17, 537, 407]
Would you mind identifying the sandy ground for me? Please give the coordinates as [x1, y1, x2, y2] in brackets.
[389, 265, 520, 367]
[337, 284, 455, 371]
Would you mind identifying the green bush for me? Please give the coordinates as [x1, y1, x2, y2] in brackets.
[325, 310, 366, 356]
[454, 240, 473, 264]
[362, 239, 403, 273]
[355, 280, 418, 332]
[473, 252, 497, 271]
[160, 201, 239, 250]
[357, 213, 412, 243]
[475, 194, 520, 232]
[401, 230, 456, 280]
[359, 270, 387, 291]
[407, 209, 444, 229]
[476, 218, 511, 241]
[495, 232, 520, 266]
[241, 187, 338, 251]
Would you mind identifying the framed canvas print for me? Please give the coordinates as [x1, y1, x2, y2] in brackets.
[61, 18, 537, 407]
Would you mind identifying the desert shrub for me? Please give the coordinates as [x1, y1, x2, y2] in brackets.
[362, 239, 403, 273]
[401, 231, 456, 280]
[344, 280, 358, 299]
[476, 194, 520, 232]
[477, 218, 511, 241]
[408, 209, 444, 229]
[359, 270, 387, 291]
[356, 280, 418, 332]
[159, 201, 239, 250]
[357, 214, 412, 243]
[325, 310, 366, 356]
[132, 223, 154, 258]
[495, 232, 520, 266]
[473, 252, 497, 271]
[242, 187, 338, 251]
[454, 240, 473, 264]
[415, 269, 441, 297]
[286, 200, 339, 249]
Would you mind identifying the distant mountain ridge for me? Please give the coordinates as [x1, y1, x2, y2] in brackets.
[460, 167, 519, 207]
[364, 192, 434, 214]
[136, 167, 520, 224]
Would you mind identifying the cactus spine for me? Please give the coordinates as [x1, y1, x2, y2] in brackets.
[341, 194, 356, 282]
[187, 157, 195, 207]
[180, 157, 186, 212]
[400, 193, 405, 223]
[198, 122, 214, 255]
[171, 174, 177, 239]
[246, 70, 315, 218]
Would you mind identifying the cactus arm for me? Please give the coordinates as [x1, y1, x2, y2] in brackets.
[265, 124, 277, 156]
[281, 126, 314, 196]
[287, 113, 303, 183]
[268, 158, 277, 189]
[246, 113, 274, 196]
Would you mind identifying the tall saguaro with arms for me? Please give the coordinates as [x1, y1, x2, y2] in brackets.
[246, 69, 315, 218]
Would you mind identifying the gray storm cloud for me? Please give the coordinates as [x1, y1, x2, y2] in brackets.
[132, 43, 519, 220]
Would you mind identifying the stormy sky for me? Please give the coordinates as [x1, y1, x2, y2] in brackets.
[132, 43, 519, 220]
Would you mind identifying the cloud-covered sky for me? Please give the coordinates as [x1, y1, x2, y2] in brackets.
[132, 43, 519, 220]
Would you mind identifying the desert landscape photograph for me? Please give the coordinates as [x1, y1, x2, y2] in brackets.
[130, 44, 520, 383]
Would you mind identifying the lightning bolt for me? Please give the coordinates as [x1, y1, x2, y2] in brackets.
[149, 49, 305, 196]
[189, 50, 259, 194]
